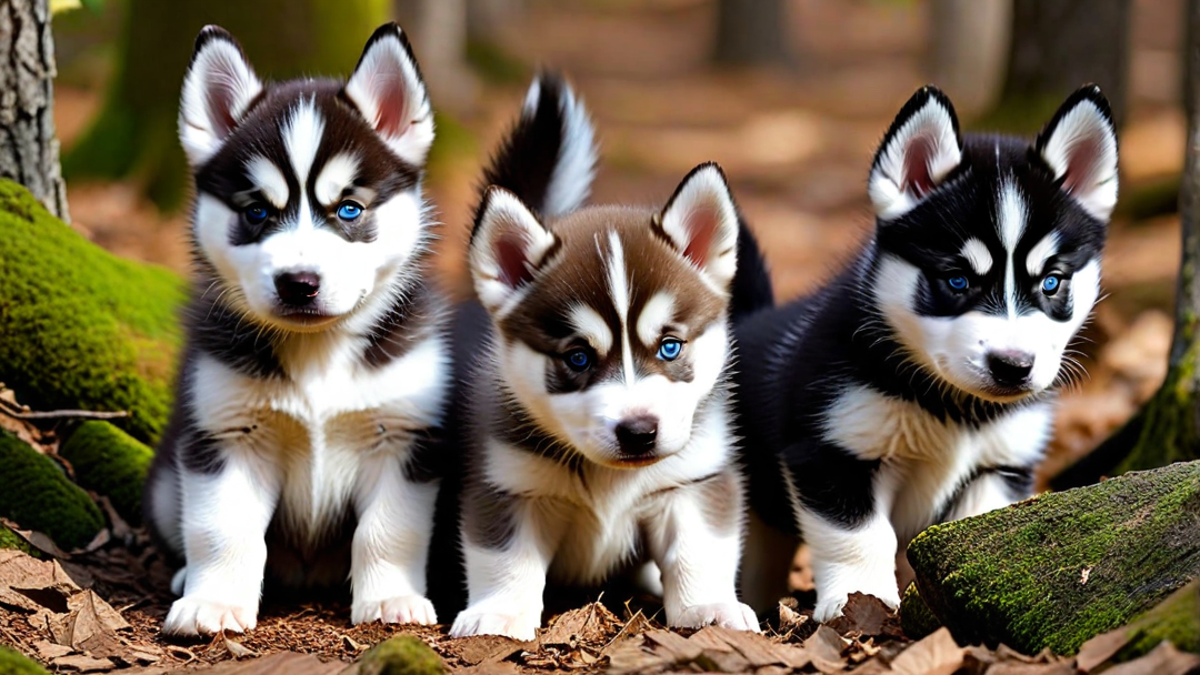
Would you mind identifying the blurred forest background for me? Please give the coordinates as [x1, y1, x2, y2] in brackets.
[39, 0, 1188, 486]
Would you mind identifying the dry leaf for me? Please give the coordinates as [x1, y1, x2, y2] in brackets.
[1076, 626, 1133, 672]
[827, 592, 901, 638]
[888, 627, 965, 675]
[540, 601, 621, 647]
[224, 636, 257, 659]
[0, 549, 81, 612]
[48, 589, 131, 658]
[33, 639, 73, 660]
[1100, 641, 1200, 675]
[805, 624, 849, 673]
[49, 653, 115, 672]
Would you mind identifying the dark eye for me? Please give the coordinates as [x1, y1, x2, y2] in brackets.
[1042, 274, 1061, 295]
[657, 338, 683, 361]
[947, 275, 969, 292]
[564, 348, 593, 372]
[244, 204, 270, 225]
[337, 201, 363, 221]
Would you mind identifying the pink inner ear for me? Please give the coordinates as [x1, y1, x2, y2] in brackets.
[903, 135, 936, 196]
[682, 206, 719, 270]
[1062, 136, 1101, 195]
[372, 70, 409, 139]
[495, 231, 535, 289]
[205, 82, 238, 137]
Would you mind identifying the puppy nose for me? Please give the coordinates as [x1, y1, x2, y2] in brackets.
[274, 271, 321, 307]
[615, 415, 658, 456]
[987, 350, 1034, 387]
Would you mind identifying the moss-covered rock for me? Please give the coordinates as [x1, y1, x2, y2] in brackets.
[0, 524, 38, 557]
[1117, 579, 1200, 659]
[899, 583, 941, 640]
[59, 421, 153, 525]
[908, 461, 1200, 656]
[0, 647, 48, 675]
[356, 635, 445, 675]
[0, 432, 104, 550]
[0, 180, 185, 444]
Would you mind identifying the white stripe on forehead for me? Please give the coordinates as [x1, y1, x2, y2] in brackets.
[636, 291, 676, 347]
[246, 156, 288, 210]
[314, 153, 360, 206]
[998, 180, 1026, 318]
[283, 98, 324, 187]
[568, 304, 613, 355]
[605, 230, 636, 384]
[960, 238, 993, 276]
[1026, 232, 1060, 277]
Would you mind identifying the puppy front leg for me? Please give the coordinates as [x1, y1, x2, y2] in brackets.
[450, 492, 562, 640]
[798, 503, 900, 622]
[350, 451, 440, 626]
[646, 470, 760, 632]
[164, 449, 279, 636]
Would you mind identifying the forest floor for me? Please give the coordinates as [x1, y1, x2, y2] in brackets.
[5, 0, 1196, 672]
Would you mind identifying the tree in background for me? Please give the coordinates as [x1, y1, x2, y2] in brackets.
[1054, 0, 1200, 489]
[990, 0, 1130, 131]
[64, 0, 389, 211]
[0, 0, 68, 220]
[712, 0, 789, 66]
[927, 0, 1011, 118]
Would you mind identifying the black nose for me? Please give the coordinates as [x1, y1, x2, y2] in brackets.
[987, 351, 1034, 388]
[615, 415, 658, 456]
[274, 271, 321, 307]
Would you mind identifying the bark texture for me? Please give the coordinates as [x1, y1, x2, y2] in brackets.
[909, 461, 1200, 655]
[927, 0, 1011, 117]
[0, 0, 67, 221]
[712, 0, 789, 66]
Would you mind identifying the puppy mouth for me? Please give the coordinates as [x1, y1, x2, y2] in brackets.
[271, 307, 341, 328]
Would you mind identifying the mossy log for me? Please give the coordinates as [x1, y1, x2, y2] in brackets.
[1117, 579, 1200, 659]
[908, 461, 1200, 655]
[0, 647, 48, 675]
[59, 421, 153, 525]
[899, 583, 942, 641]
[356, 635, 446, 675]
[0, 180, 185, 444]
[0, 432, 103, 551]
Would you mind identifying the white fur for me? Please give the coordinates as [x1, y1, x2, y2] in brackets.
[868, 96, 962, 219]
[1026, 232, 1060, 277]
[636, 291, 676, 348]
[469, 189, 558, 316]
[344, 28, 435, 165]
[179, 35, 263, 167]
[1039, 97, 1119, 221]
[568, 304, 613, 356]
[526, 77, 597, 218]
[315, 153, 361, 207]
[658, 166, 740, 293]
[246, 156, 289, 210]
[284, 100, 324, 187]
[960, 238, 993, 277]
[606, 232, 635, 384]
[998, 180, 1027, 318]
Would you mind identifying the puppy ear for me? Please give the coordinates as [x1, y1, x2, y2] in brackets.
[868, 86, 963, 220]
[344, 23, 435, 166]
[1034, 85, 1119, 221]
[470, 187, 558, 313]
[655, 162, 740, 291]
[178, 26, 263, 167]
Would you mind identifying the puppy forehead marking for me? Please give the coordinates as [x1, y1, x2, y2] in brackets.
[568, 303, 613, 355]
[960, 238, 993, 276]
[604, 230, 635, 384]
[283, 98, 325, 186]
[246, 156, 289, 210]
[997, 180, 1027, 253]
[1025, 232, 1060, 277]
[314, 153, 360, 206]
[636, 290, 676, 347]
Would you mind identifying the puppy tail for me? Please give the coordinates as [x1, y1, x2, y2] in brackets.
[730, 219, 774, 321]
[475, 71, 597, 225]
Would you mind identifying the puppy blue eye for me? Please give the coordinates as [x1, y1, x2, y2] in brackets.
[657, 338, 683, 361]
[947, 276, 969, 291]
[1042, 274, 1061, 294]
[244, 205, 269, 225]
[565, 348, 592, 372]
[337, 201, 363, 221]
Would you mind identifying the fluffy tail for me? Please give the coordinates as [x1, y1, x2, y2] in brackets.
[730, 219, 774, 321]
[473, 72, 597, 231]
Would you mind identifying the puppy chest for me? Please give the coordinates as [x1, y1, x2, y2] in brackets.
[549, 501, 644, 585]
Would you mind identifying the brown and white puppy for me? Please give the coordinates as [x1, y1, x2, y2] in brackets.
[447, 73, 759, 640]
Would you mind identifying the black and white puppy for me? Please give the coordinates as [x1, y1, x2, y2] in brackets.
[447, 74, 759, 640]
[144, 24, 449, 635]
[733, 86, 1117, 621]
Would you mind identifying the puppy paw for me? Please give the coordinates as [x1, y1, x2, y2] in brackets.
[814, 589, 899, 624]
[352, 595, 438, 626]
[671, 602, 761, 633]
[449, 607, 539, 641]
[163, 596, 257, 636]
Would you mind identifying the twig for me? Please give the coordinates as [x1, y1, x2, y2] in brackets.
[0, 407, 128, 420]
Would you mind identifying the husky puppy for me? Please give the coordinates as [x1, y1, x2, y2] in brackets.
[732, 86, 1117, 621]
[446, 74, 760, 640]
[144, 24, 448, 636]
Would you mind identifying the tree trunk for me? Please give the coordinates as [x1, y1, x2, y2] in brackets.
[394, 0, 476, 111]
[988, 0, 1130, 132]
[927, 0, 1012, 118]
[712, 0, 789, 66]
[909, 461, 1200, 656]
[1053, 0, 1200, 489]
[63, 0, 389, 211]
[0, 0, 67, 221]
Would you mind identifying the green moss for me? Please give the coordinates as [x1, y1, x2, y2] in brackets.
[899, 583, 941, 640]
[1117, 580, 1200, 659]
[0, 647, 48, 675]
[59, 421, 153, 525]
[909, 461, 1200, 655]
[0, 524, 38, 557]
[356, 636, 445, 675]
[0, 432, 103, 551]
[0, 180, 185, 444]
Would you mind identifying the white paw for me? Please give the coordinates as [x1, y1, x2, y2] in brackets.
[352, 594, 438, 626]
[449, 607, 540, 641]
[813, 588, 899, 623]
[671, 602, 761, 633]
[163, 596, 258, 636]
